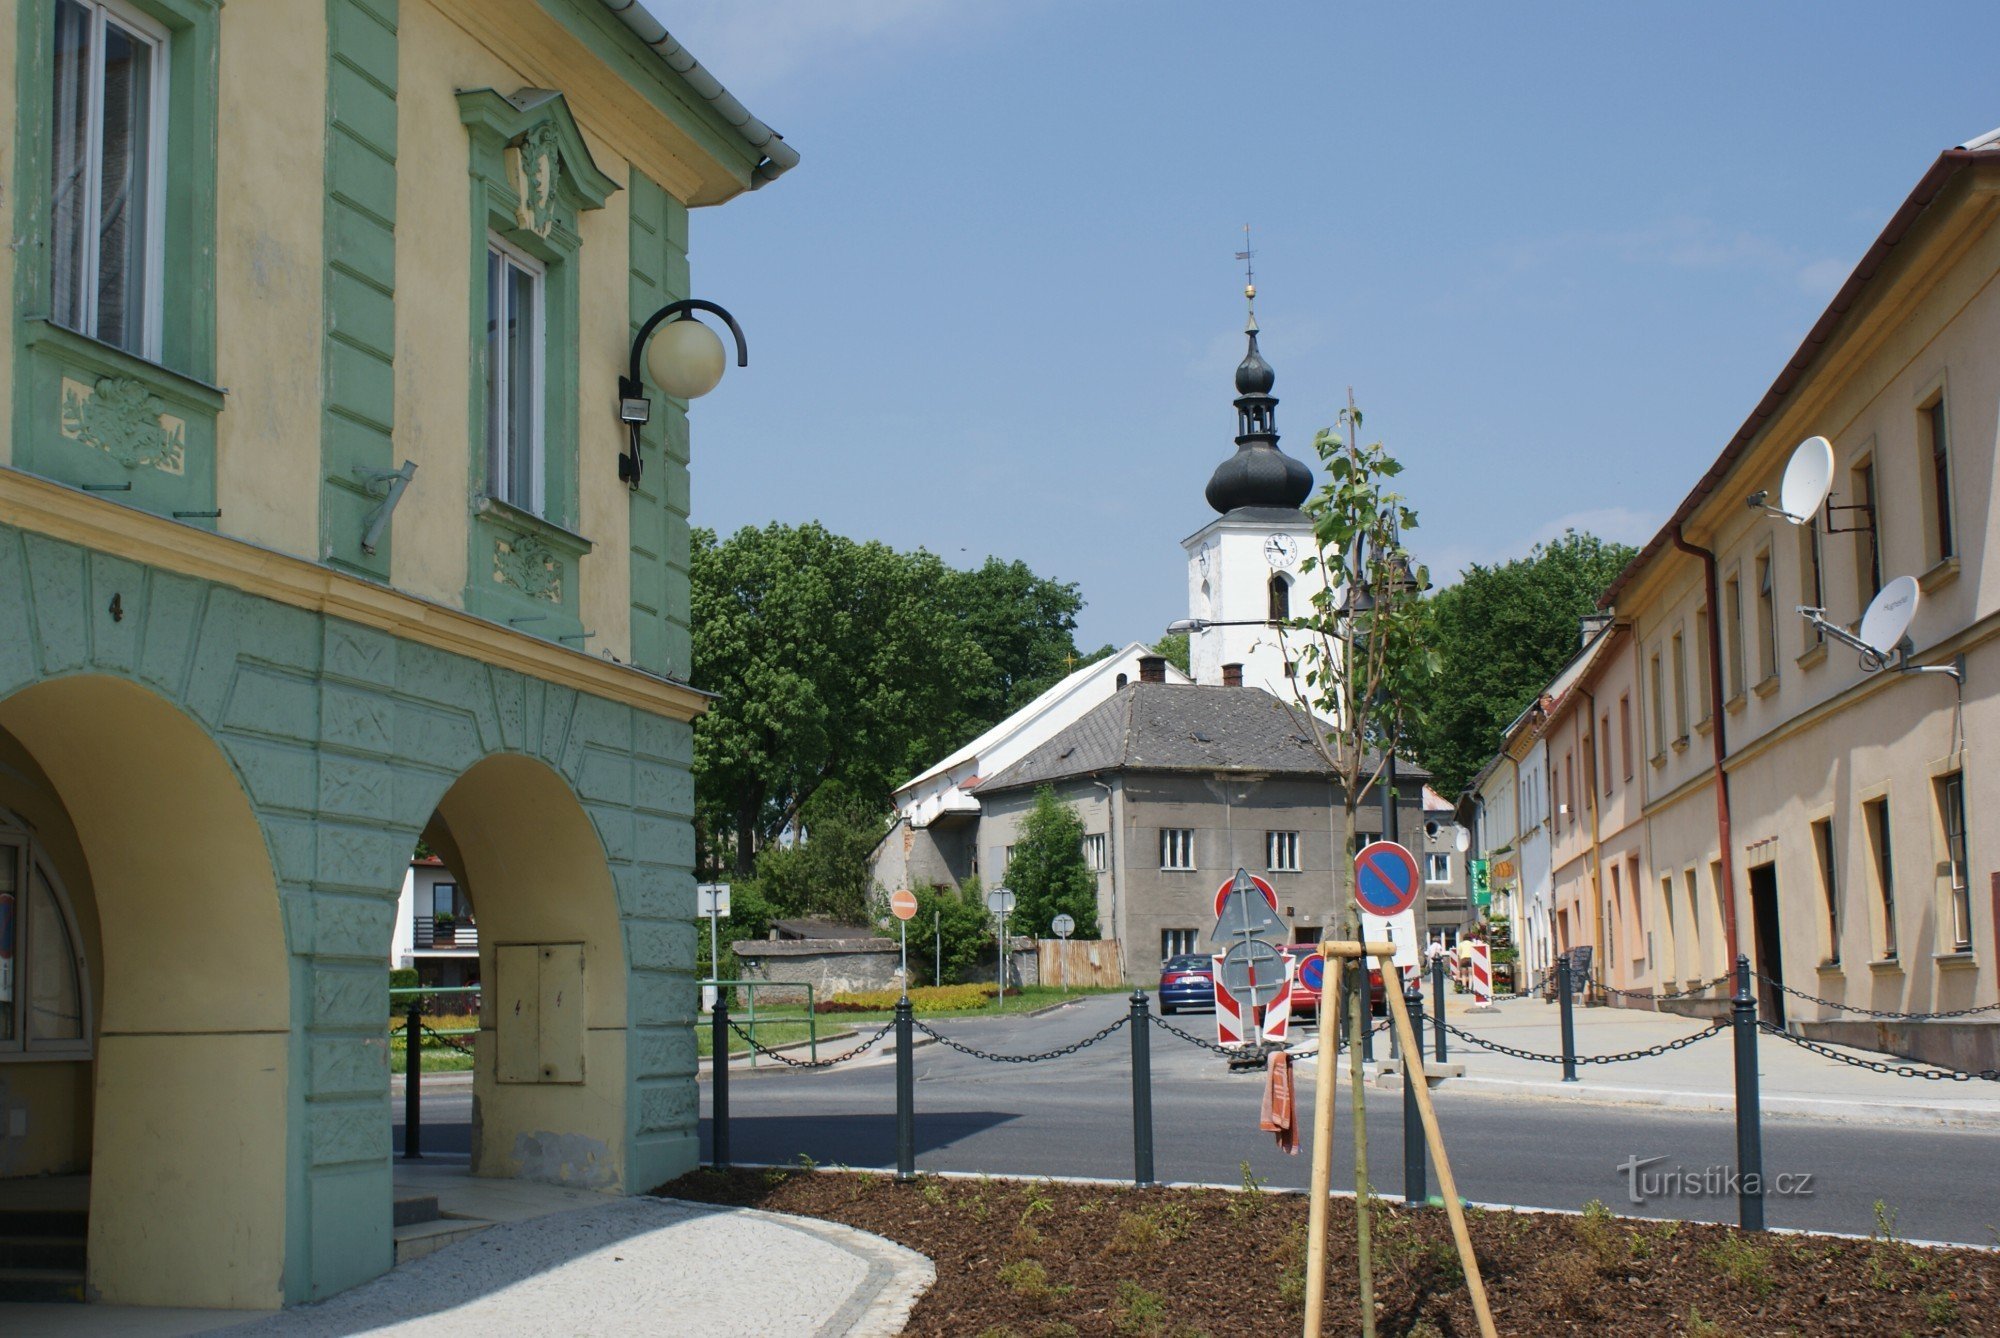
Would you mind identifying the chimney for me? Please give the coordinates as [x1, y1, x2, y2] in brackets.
[1221, 662, 1243, 687]
[1579, 613, 1613, 647]
[1138, 655, 1167, 684]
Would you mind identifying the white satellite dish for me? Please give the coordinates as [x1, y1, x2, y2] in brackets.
[1858, 576, 1921, 658]
[1454, 827, 1471, 853]
[1776, 436, 1835, 525]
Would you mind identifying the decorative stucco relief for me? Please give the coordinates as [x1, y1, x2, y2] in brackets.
[59, 376, 187, 474]
[495, 532, 562, 601]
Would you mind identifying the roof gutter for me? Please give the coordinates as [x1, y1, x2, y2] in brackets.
[593, 1, 801, 188]
[1670, 524, 1740, 973]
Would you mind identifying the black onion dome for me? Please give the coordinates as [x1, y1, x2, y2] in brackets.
[1205, 442, 1312, 513]
[1234, 329, 1276, 394]
[1205, 319, 1311, 514]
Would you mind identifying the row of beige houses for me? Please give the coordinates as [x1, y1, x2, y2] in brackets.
[1464, 130, 2000, 1067]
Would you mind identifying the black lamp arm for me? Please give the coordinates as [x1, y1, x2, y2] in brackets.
[621, 298, 748, 397]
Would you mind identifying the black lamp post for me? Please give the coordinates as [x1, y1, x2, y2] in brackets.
[617, 299, 748, 487]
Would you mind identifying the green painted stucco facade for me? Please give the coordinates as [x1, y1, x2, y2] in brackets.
[0, 520, 701, 1302]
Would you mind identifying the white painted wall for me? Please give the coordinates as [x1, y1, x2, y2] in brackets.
[1182, 512, 1331, 710]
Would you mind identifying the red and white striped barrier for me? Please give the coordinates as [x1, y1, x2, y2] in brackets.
[1213, 951, 1296, 1046]
[1468, 940, 1493, 1009]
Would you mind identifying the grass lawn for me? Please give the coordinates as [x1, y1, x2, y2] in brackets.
[696, 1018, 829, 1059]
[387, 1036, 476, 1073]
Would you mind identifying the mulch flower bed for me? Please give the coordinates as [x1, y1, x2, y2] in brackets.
[657, 1167, 1997, 1336]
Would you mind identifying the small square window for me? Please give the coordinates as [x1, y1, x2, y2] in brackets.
[1161, 928, 1198, 959]
[1425, 852, 1451, 884]
[1160, 828, 1195, 871]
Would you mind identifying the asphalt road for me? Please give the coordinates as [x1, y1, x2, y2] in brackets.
[396, 995, 1999, 1247]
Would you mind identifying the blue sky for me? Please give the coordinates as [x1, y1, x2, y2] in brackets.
[654, 2, 1998, 649]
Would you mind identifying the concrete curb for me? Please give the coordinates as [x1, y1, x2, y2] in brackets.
[1437, 1073, 2000, 1128]
[683, 1199, 935, 1337]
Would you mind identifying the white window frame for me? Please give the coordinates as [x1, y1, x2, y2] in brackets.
[0, 813, 94, 1060]
[486, 233, 548, 516]
[1425, 851, 1451, 885]
[1081, 833, 1107, 872]
[51, 0, 171, 360]
[1160, 828, 1195, 871]
[1161, 928, 1198, 959]
[1265, 830, 1299, 873]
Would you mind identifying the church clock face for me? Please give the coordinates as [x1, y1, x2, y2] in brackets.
[1263, 534, 1298, 570]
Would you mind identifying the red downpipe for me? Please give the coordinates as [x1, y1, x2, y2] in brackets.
[1671, 524, 1740, 969]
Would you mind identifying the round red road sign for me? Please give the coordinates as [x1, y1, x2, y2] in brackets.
[1213, 872, 1279, 920]
[889, 888, 919, 921]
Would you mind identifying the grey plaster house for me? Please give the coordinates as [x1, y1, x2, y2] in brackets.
[963, 663, 1428, 977]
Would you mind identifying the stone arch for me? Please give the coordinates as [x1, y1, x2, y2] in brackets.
[420, 752, 630, 1188]
[0, 674, 289, 1308]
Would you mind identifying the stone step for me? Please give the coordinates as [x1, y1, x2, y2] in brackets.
[0, 1233, 87, 1270]
[0, 1207, 88, 1237]
[393, 1216, 493, 1266]
[0, 1265, 86, 1304]
[393, 1193, 441, 1228]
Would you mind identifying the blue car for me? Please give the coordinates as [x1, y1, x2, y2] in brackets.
[1158, 954, 1215, 1014]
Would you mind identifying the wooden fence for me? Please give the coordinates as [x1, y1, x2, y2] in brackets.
[1036, 938, 1125, 989]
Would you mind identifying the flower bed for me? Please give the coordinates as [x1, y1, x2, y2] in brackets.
[816, 983, 999, 1013]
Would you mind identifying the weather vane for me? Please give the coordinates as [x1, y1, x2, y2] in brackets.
[1235, 224, 1257, 314]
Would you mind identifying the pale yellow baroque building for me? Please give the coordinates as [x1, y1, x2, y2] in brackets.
[1, 0, 788, 1310]
[1576, 132, 2000, 1059]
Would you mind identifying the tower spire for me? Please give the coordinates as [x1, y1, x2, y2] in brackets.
[1203, 230, 1312, 516]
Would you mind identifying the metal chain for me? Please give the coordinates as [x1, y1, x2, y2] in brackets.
[1757, 1022, 2000, 1082]
[1149, 1013, 1390, 1060]
[417, 1022, 476, 1056]
[724, 1018, 897, 1070]
[1441, 1019, 1727, 1065]
[910, 1013, 1129, 1063]
[1756, 974, 2000, 1021]
[1592, 972, 1732, 1001]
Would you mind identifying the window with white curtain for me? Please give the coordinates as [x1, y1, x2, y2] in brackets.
[486, 238, 547, 514]
[49, 0, 168, 358]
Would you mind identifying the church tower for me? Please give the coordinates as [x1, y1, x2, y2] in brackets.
[1181, 275, 1327, 707]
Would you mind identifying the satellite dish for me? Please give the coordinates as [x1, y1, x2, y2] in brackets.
[1455, 827, 1471, 853]
[1858, 576, 1921, 658]
[1777, 436, 1835, 525]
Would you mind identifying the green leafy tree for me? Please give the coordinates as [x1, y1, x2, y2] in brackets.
[1001, 786, 1101, 938]
[751, 781, 888, 923]
[942, 558, 1089, 726]
[692, 527, 1106, 876]
[1152, 631, 1190, 676]
[893, 877, 994, 985]
[1401, 530, 1636, 794]
[1277, 399, 1441, 1330]
[692, 523, 987, 874]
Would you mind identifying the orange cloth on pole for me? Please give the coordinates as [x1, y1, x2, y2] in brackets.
[1258, 1050, 1298, 1154]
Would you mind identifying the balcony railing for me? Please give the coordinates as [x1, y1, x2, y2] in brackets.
[413, 917, 479, 951]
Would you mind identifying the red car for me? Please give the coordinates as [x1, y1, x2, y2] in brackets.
[1279, 945, 1386, 1019]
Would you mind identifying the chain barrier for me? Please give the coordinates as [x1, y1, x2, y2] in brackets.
[417, 1021, 476, 1056]
[724, 1017, 896, 1070]
[1756, 973, 2000, 1021]
[910, 1013, 1129, 1063]
[1756, 1022, 2000, 1082]
[1593, 972, 1731, 1001]
[1441, 1019, 1726, 1065]
[1148, 1013, 1390, 1061]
